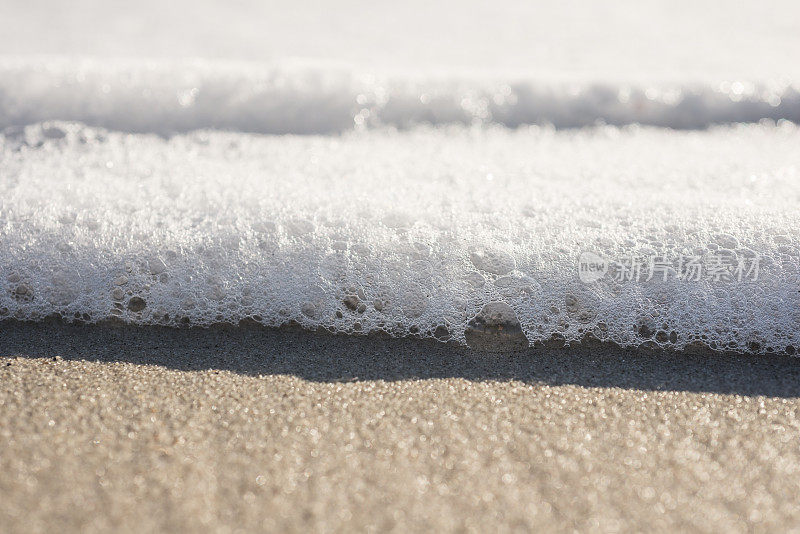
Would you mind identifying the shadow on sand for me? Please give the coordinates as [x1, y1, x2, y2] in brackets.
[2, 321, 799, 397]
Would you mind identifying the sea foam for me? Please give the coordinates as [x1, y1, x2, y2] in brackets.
[2, 120, 799, 352]
[1, 59, 799, 134]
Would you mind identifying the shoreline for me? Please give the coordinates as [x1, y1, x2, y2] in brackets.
[2, 320, 799, 391]
[0, 317, 788, 358]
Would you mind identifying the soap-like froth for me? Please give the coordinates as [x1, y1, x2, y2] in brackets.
[2, 121, 799, 352]
[1, 59, 799, 134]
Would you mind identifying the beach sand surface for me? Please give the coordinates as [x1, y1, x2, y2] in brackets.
[2, 323, 800, 532]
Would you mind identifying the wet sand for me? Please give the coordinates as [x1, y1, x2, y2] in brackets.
[2, 323, 800, 532]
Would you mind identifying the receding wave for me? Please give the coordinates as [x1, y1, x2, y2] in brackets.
[2, 120, 799, 352]
[1, 58, 799, 134]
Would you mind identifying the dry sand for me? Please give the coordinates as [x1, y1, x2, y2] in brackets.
[2, 323, 800, 533]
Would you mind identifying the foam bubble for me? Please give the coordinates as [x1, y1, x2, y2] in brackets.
[2, 121, 800, 353]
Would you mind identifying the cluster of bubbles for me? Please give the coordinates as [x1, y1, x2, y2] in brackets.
[2, 121, 800, 353]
